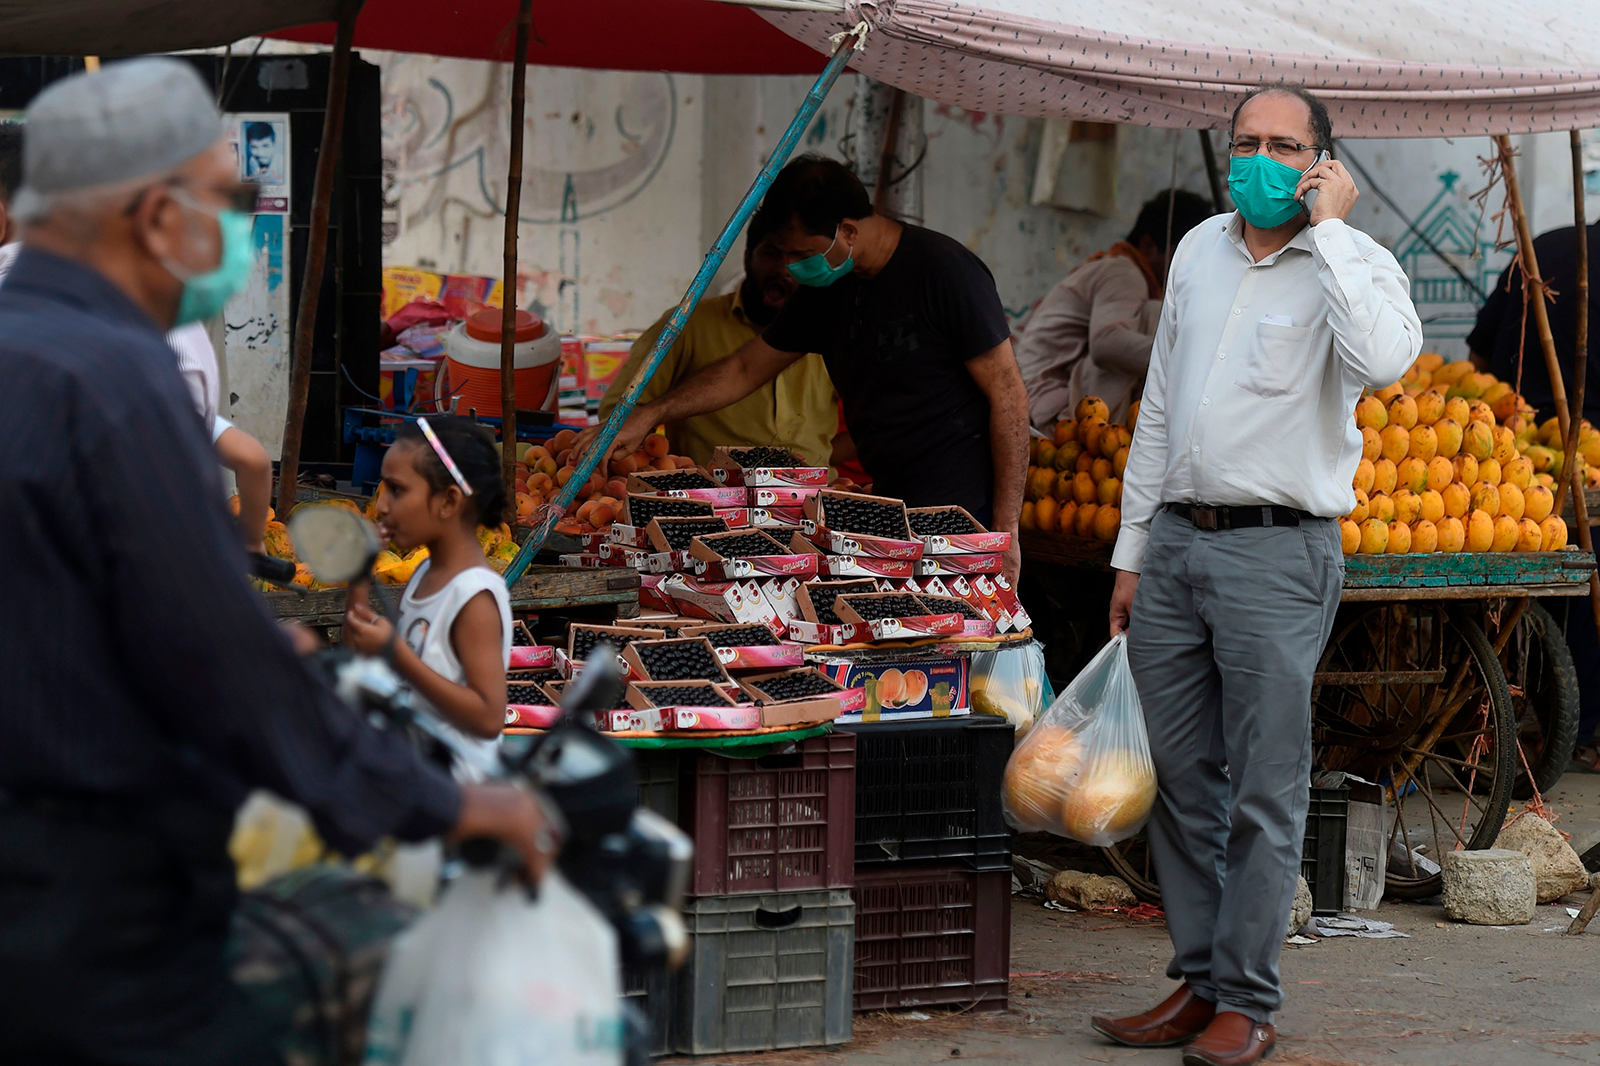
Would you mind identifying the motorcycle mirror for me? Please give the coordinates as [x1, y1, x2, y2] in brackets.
[288, 507, 382, 585]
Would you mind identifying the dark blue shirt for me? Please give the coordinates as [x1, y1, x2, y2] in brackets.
[0, 248, 457, 852]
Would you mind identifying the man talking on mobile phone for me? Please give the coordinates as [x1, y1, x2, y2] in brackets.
[1093, 85, 1421, 1066]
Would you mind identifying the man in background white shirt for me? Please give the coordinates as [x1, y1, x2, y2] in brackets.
[1092, 86, 1420, 1066]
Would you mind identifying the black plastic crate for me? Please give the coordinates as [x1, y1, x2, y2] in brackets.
[1302, 785, 1349, 916]
[635, 749, 681, 823]
[622, 962, 675, 1057]
[840, 716, 1012, 869]
[852, 864, 1010, 1012]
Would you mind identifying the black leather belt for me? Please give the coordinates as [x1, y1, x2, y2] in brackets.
[1166, 503, 1310, 530]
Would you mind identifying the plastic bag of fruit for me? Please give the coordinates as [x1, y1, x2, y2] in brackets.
[1001, 634, 1155, 846]
[969, 641, 1048, 739]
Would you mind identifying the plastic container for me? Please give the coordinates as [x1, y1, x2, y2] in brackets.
[634, 749, 681, 823]
[442, 308, 561, 417]
[681, 731, 856, 896]
[841, 716, 1012, 869]
[622, 963, 675, 1057]
[1302, 785, 1350, 916]
[852, 864, 1010, 1012]
[674, 889, 854, 1054]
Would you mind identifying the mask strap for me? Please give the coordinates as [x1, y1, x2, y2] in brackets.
[417, 417, 474, 497]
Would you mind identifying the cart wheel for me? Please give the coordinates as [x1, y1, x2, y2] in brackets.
[1312, 605, 1515, 899]
[1098, 832, 1161, 904]
[1502, 602, 1581, 799]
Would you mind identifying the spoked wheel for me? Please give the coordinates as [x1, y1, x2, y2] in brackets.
[1501, 602, 1581, 799]
[1311, 604, 1515, 899]
[1099, 831, 1161, 904]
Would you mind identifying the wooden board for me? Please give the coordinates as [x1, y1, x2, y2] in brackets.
[266, 565, 641, 625]
[1342, 550, 1595, 591]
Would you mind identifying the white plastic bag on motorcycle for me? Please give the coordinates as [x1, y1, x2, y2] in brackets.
[363, 868, 625, 1066]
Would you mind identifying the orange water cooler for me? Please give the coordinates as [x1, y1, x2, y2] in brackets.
[439, 309, 561, 417]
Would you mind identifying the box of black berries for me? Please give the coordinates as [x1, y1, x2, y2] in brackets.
[688, 528, 820, 580]
[818, 553, 916, 579]
[709, 445, 828, 488]
[613, 493, 716, 544]
[621, 636, 737, 686]
[786, 578, 876, 645]
[749, 485, 822, 510]
[625, 680, 761, 730]
[905, 505, 1013, 555]
[625, 467, 747, 507]
[804, 489, 924, 561]
[911, 553, 1003, 577]
[735, 666, 863, 727]
[505, 670, 563, 728]
[507, 621, 554, 670]
[834, 592, 965, 640]
[681, 621, 805, 671]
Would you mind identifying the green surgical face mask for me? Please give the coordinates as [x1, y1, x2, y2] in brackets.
[786, 228, 855, 287]
[1226, 153, 1308, 230]
[163, 194, 254, 326]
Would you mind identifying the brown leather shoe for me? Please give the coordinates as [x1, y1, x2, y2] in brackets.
[1181, 1011, 1276, 1066]
[1090, 984, 1216, 1047]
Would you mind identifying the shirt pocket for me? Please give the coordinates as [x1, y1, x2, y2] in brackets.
[1236, 321, 1315, 399]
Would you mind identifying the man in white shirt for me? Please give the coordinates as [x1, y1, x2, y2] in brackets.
[1092, 86, 1420, 1066]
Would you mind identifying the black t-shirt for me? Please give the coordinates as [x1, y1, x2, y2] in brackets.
[763, 224, 1011, 520]
[1467, 223, 1600, 422]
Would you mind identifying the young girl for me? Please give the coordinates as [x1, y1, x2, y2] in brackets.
[344, 416, 511, 775]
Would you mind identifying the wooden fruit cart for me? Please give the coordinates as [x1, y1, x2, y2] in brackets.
[1019, 533, 1594, 900]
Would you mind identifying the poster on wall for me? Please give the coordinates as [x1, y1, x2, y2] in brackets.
[223, 112, 292, 456]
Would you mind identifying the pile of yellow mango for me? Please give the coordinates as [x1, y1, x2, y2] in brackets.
[1020, 396, 1137, 543]
[1342, 354, 1585, 555]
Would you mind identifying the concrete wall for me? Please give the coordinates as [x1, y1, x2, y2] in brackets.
[375, 51, 1597, 359]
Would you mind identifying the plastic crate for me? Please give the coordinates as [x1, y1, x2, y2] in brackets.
[675, 889, 854, 1054]
[1302, 785, 1350, 916]
[681, 731, 856, 896]
[841, 717, 1012, 869]
[634, 749, 681, 822]
[851, 864, 1010, 1012]
[622, 963, 674, 1057]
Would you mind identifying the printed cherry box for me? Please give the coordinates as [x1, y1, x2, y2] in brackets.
[751, 506, 807, 527]
[639, 572, 676, 614]
[597, 542, 651, 570]
[911, 553, 1003, 576]
[613, 493, 716, 545]
[658, 574, 784, 633]
[906, 505, 1013, 555]
[625, 466, 747, 507]
[804, 490, 924, 560]
[645, 515, 731, 553]
[560, 624, 660, 678]
[508, 621, 554, 670]
[625, 680, 761, 731]
[709, 446, 828, 487]
[818, 553, 916, 579]
[624, 616, 702, 638]
[545, 679, 642, 732]
[505, 671, 563, 729]
[688, 529, 820, 580]
[713, 507, 753, 528]
[835, 592, 964, 641]
[759, 576, 805, 628]
[786, 578, 877, 645]
[736, 667, 865, 727]
[911, 593, 997, 637]
[681, 622, 805, 671]
[621, 636, 736, 686]
[750, 485, 822, 510]
[558, 552, 607, 569]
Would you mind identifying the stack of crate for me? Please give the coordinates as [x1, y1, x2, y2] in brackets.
[628, 732, 858, 1056]
[840, 716, 1015, 1013]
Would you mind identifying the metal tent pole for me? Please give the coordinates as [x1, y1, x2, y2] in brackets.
[503, 22, 870, 584]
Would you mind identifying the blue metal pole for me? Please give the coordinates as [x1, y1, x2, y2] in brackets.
[505, 23, 867, 585]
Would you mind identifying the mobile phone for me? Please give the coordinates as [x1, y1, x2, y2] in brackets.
[1300, 150, 1330, 217]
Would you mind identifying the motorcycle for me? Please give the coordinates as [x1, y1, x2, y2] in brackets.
[231, 507, 691, 1066]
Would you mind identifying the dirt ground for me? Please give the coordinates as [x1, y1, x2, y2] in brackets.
[681, 774, 1600, 1066]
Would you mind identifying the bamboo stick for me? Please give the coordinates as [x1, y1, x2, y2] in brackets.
[1554, 130, 1589, 522]
[276, 2, 365, 517]
[500, 0, 533, 520]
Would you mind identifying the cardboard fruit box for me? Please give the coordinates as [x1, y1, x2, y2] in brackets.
[658, 574, 782, 630]
[817, 553, 916, 579]
[614, 493, 715, 544]
[597, 542, 651, 570]
[544, 678, 640, 732]
[508, 621, 553, 670]
[625, 467, 747, 507]
[786, 578, 876, 645]
[688, 529, 819, 580]
[709, 446, 828, 488]
[561, 624, 660, 678]
[621, 636, 736, 685]
[751, 506, 807, 527]
[558, 552, 607, 569]
[736, 667, 864, 727]
[714, 507, 753, 528]
[625, 679, 761, 731]
[638, 573, 676, 614]
[912, 553, 1003, 576]
[835, 591, 964, 641]
[906, 505, 1013, 555]
[817, 655, 971, 723]
[750, 485, 822, 511]
[803, 489, 924, 560]
[912, 593, 998, 637]
[681, 622, 805, 671]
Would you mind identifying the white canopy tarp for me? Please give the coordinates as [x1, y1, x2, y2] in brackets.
[760, 0, 1600, 136]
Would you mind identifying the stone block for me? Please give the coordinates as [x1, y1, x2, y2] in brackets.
[1496, 814, 1591, 903]
[1046, 870, 1136, 910]
[1288, 875, 1313, 936]
[1441, 848, 1535, 925]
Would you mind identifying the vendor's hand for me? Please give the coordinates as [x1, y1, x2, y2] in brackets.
[999, 539, 1021, 587]
[452, 782, 558, 885]
[343, 600, 396, 658]
[1109, 569, 1139, 637]
[1297, 158, 1358, 226]
[573, 408, 654, 474]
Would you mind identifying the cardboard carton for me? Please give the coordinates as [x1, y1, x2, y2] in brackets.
[736, 667, 862, 727]
[508, 622, 554, 670]
[597, 542, 651, 570]
[558, 553, 607, 569]
[750, 485, 822, 510]
[644, 515, 731, 553]
[911, 594, 998, 637]
[912, 553, 1003, 576]
[802, 490, 924, 560]
[834, 592, 964, 640]
[658, 574, 776, 627]
[714, 507, 753, 528]
[751, 505, 808, 527]
[688, 529, 819, 580]
[621, 636, 736, 685]
[626, 467, 748, 508]
[905, 505, 1013, 555]
[818, 554, 916, 579]
[638, 573, 676, 614]
[619, 492, 714, 529]
[990, 574, 1034, 631]
[709, 446, 828, 487]
[789, 578, 877, 645]
[681, 622, 804, 671]
[818, 655, 971, 722]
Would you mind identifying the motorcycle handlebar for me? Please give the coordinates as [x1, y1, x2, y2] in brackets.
[248, 552, 298, 586]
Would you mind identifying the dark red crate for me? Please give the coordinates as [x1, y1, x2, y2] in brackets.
[681, 731, 856, 896]
[851, 864, 1010, 1012]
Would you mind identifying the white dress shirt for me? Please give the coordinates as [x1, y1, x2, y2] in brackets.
[1112, 213, 1422, 573]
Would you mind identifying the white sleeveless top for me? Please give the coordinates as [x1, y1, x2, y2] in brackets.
[398, 560, 513, 777]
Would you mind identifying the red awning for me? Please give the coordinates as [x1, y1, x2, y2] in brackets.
[270, 0, 830, 74]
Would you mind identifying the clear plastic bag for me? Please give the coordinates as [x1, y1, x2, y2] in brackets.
[969, 641, 1048, 739]
[1000, 634, 1155, 846]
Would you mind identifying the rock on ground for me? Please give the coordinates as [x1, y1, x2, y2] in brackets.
[1441, 848, 1536, 925]
[1495, 813, 1591, 903]
[1288, 875, 1312, 936]
[1046, 870, 1136, 910]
